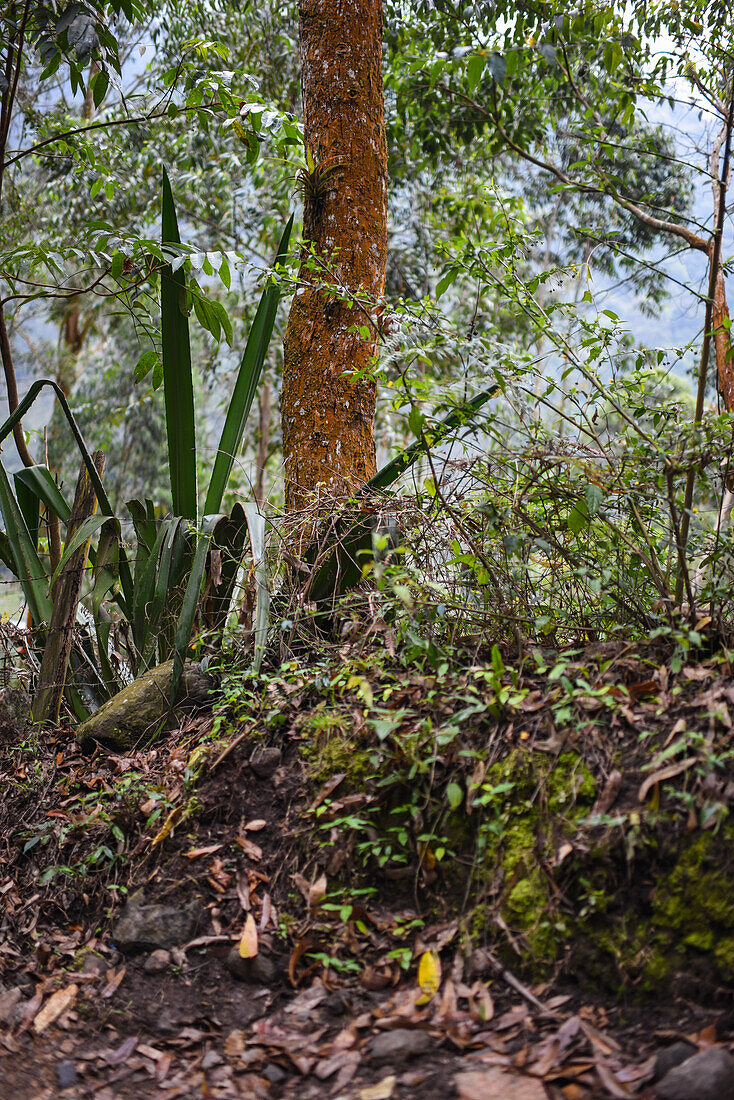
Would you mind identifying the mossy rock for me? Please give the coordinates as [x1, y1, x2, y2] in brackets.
[76, 659, 213, 753]
[470, 750, 734, 995]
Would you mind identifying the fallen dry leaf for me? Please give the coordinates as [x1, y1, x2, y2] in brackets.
[360, 1075, 396, 1099]
[595, 1062, 633, 1098]
[455, 1067, 546, 1099]
[235, 836, 263, 861]
[184, 843, 223, 860]
[638, 757, 698, 802]
[238, 913, 258, 959]
[416, 950, 441, 1005]
[33, 984, 78, 1033]
[244, 819, 267, 831]
[101, 966, 126, 998]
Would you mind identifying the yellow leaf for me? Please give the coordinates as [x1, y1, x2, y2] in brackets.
[239, 913, 259, 959]
[151, 805, 184, 847]
[416, 949, 441, 1005]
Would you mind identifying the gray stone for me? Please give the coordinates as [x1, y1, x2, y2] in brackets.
[263, 1064, 288, 1083]
[654, 1041, 698, 1081]
[80, 952, 108, 976]
[369, 1029, 432, 1064]
[77, 659, 214, 752]
[57, 1061, 77, 1089]
[0, 986, 24, 1026]
[249, 747, 282, 779]
[225, 947, 279, 985]
[657, 1046, 734, 1100]
[112, 891, 203, 953]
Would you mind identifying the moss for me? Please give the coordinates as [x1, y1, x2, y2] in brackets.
[300, 706, 372, 785]
[474, 749, 597, 967]
[646, 829, 734, 985]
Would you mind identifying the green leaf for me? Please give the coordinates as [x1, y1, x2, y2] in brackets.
[447, 782, 464, 810]
[171, 513, 223, 700]
[585, 483, 604, 516]
[435, 267, 459, 299]
[467, 53, 486, 95]
[408, 407, 425, 438]
[567, 498, 589, 534]
[488, 52, 507, 83]
[48, 514, 111, 593]
[134, 349, 160, 384]
[14, 466, 70, 524]
[110, 250, 124, 280]
[203, 215, 293, 516]
[92, 68, 109, 108]
[14, 471, 41, 550]
[491, 644, 505, 678]
[161, 167, 197, 521]
[0, 462, 52, 626]
[0, 380, 133, 618]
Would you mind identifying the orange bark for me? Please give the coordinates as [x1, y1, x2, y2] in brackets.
[282, 0, 388, 514]
[713, 265, 734, 412]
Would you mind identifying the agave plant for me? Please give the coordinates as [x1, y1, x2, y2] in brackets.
[0, 170, 292, 717]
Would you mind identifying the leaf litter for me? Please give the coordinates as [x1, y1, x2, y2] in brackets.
[2, 639, 734, 1095]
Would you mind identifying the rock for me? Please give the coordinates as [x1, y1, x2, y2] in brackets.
[369, 1029, 432, 1064]
[143, 949, 171, 972]
[112, 891, 203, 953]
[0, 685, 30, 736]
[655, 1041, 698, 1081]
[657, 1046, 734, 1100]
[76, 659, 215, 752]
[0, 986, 24, 1026]
[249, 747, 282, 778]
[80, 952, 108, 976]
[263, 1064, 288, 1084]
[225, 947, 279, 985]
[57, 1061, 77, 1089]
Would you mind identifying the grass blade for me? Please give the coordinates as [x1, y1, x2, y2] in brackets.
[204, 215, 294, 516]
[161, 167, 197, 521]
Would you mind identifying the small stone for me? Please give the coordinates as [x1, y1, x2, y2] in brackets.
[369, 1029, 432, 1064]
[657, 1046, 734, 1100]
[655, 1041, 698, 1081]
[249, 747, 282, 778]
[225, 947, 279, 985]
[0, 986, 23, 1026]
[112, 891, 203, 953]
[143, 949, 171, 973]
[81, 953, 108, 976]
[56, 1061, 77, 1089]
[263, 1063, 288, 1083]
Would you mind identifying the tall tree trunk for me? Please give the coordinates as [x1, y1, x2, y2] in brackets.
[282, 0, 388, 514]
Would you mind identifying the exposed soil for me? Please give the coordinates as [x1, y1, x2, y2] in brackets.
[2, 638, 734, 1098]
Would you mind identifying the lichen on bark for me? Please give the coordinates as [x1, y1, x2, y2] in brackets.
[282, 0, 388, 514]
